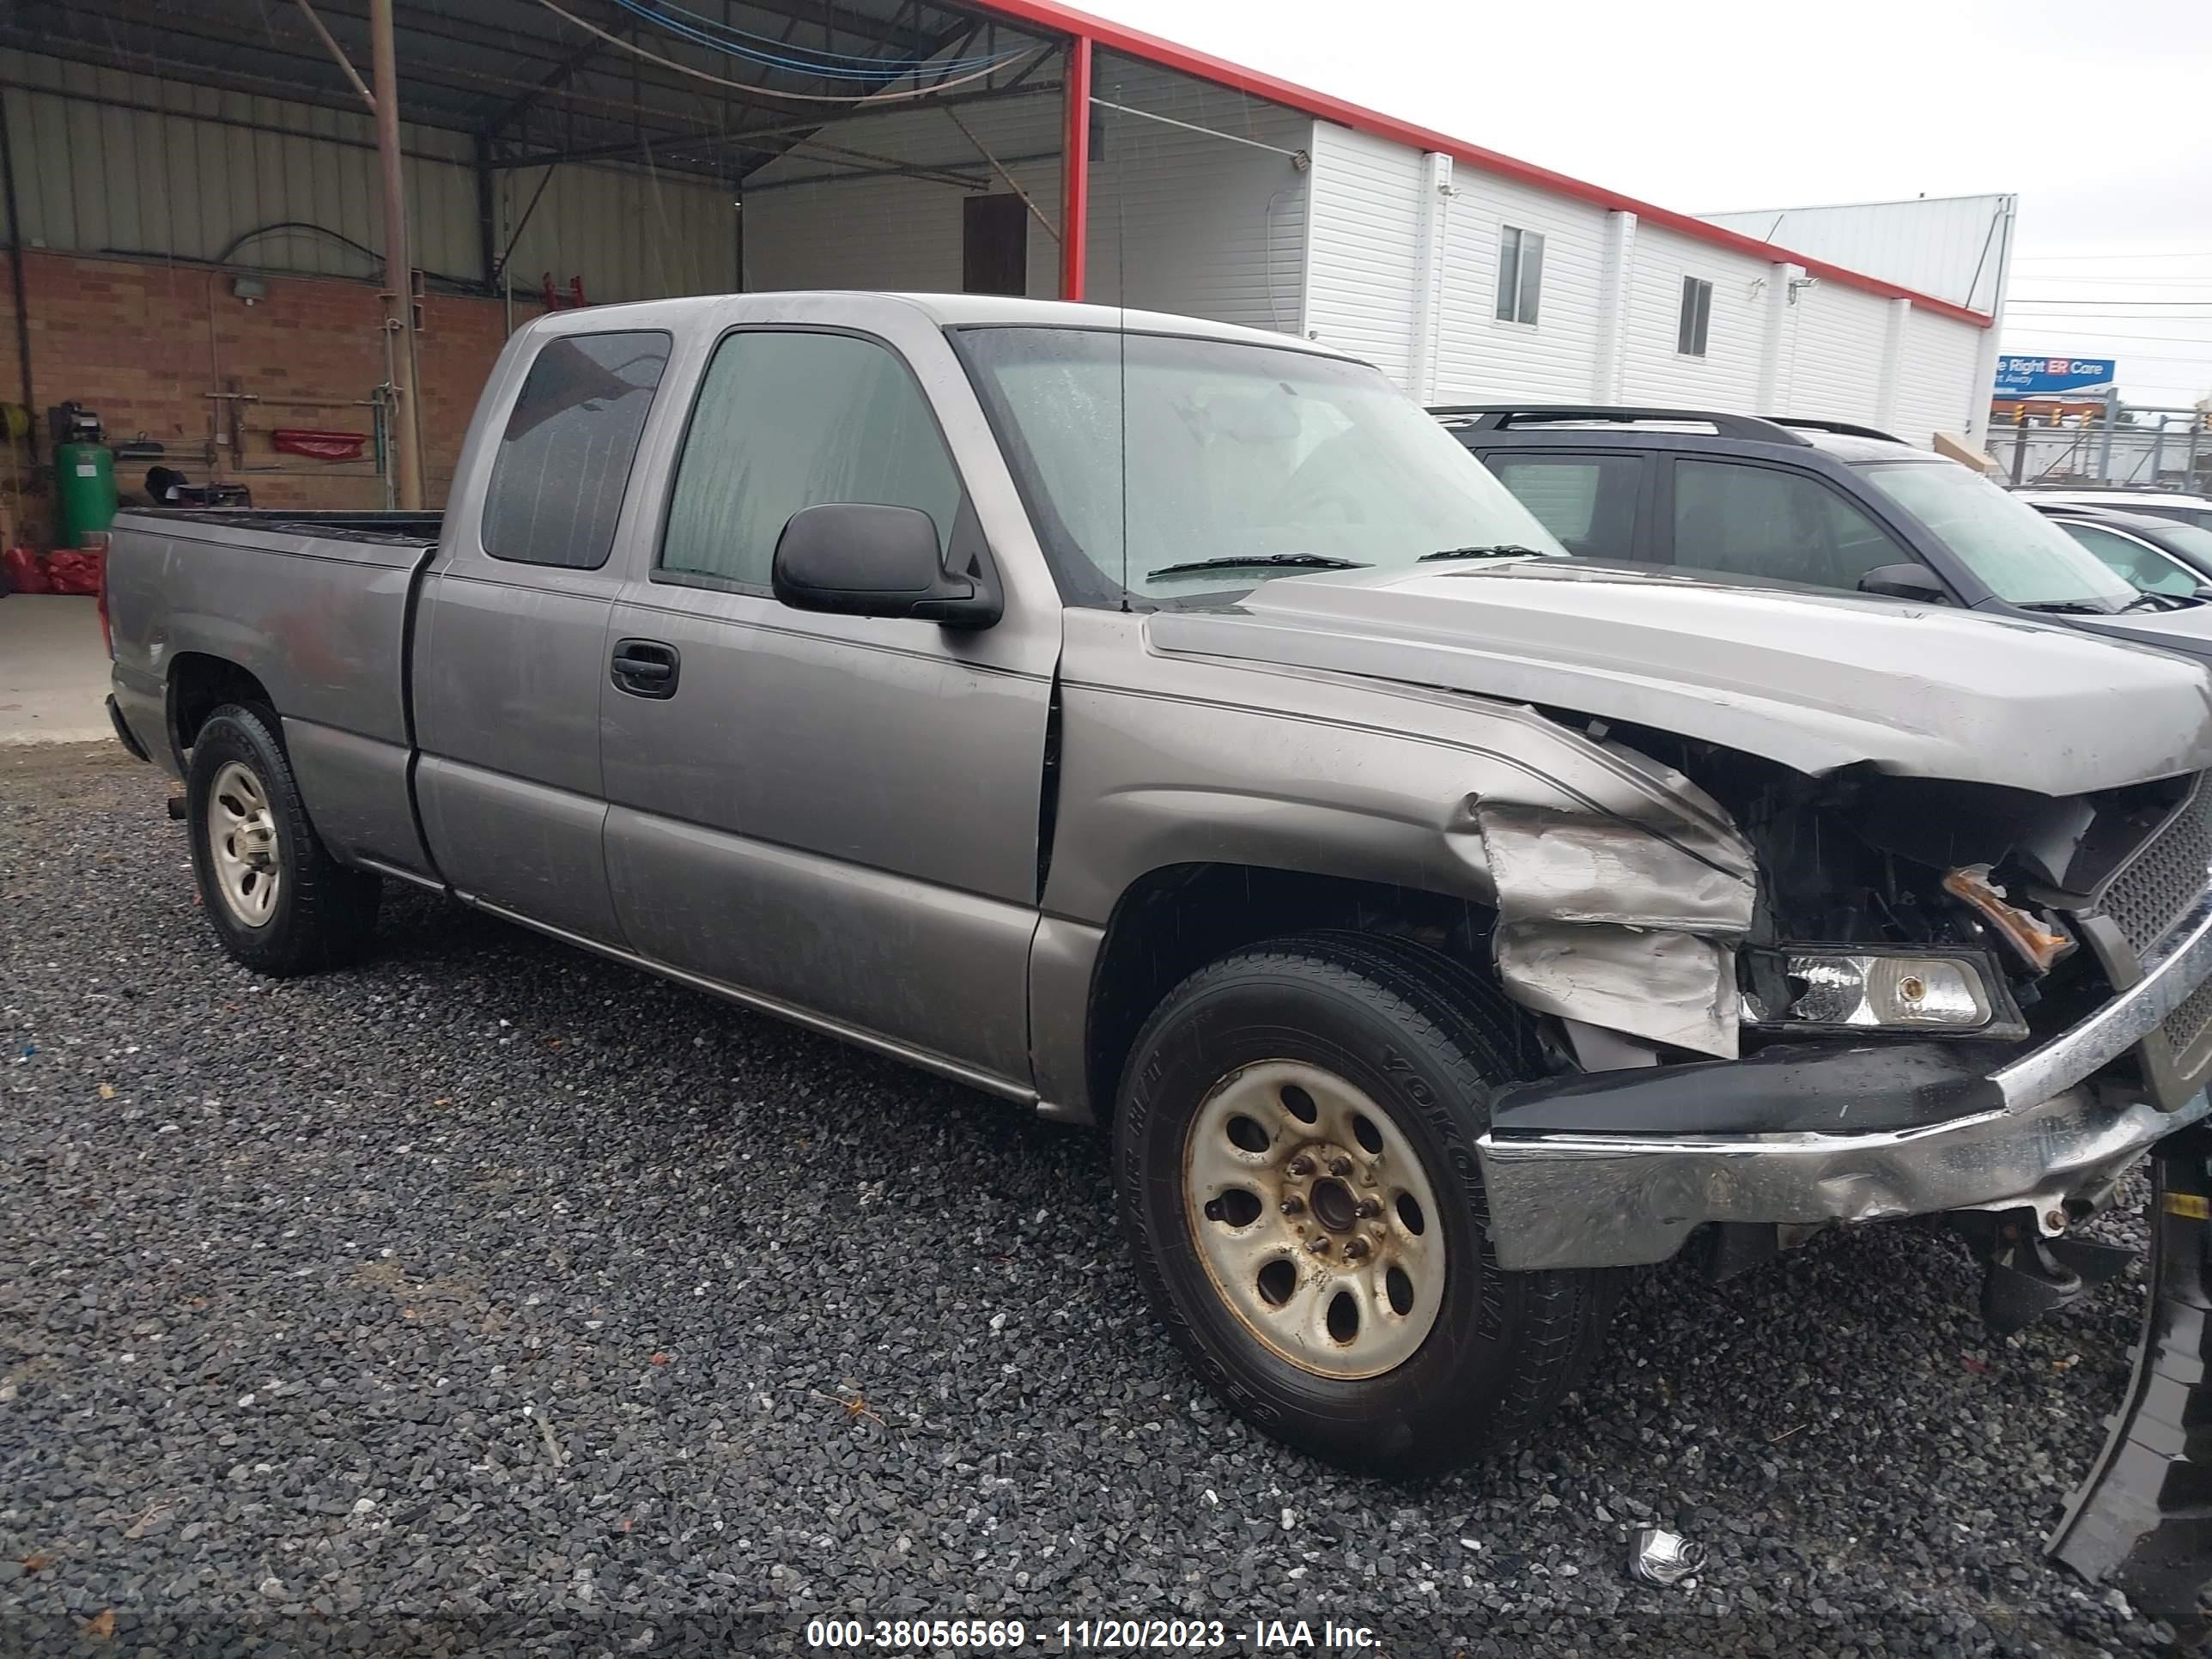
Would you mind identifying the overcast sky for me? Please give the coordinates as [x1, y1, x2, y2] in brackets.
[1080, 0, 2212, 407]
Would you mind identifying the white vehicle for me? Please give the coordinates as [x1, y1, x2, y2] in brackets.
[2013, 488, 2212, 532]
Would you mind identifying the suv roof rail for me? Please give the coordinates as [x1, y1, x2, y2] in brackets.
[1760, 414, 1905, 444]
[1426, 404, 1810, 445]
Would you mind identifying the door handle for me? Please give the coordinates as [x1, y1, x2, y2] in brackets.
[611, 639, 680, 699]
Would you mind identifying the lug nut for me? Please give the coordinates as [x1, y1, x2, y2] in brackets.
[1286, 1155, 1314, 1177]
[1355, 1198, 1382, 1219]
[1342, 1238, 1370, 1261]
[1328, 1157, 1352, 1177]
[1308, 1237, 1330, 1254]
[1279, 1195, 1305, 1216]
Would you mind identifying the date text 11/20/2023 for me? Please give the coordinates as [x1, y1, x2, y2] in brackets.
[802, 1617, 1382, 1651]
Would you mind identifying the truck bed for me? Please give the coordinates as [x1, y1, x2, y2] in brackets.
[121, 507, 444, 545]
[106, 506, 445, 879]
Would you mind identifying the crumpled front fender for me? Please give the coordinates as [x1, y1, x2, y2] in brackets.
[1476, 780, 1757, 1059]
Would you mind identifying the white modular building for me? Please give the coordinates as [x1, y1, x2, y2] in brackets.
[732, 3, 2007, 451]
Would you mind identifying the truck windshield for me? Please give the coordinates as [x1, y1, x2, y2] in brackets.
[957, 326, 1566, 605]
[1858, 460, 2140, 613]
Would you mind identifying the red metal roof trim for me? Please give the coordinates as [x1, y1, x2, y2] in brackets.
[982, 0, 1994, 330]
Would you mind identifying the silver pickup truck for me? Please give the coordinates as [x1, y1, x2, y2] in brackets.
[105, 291, 2212, 1480]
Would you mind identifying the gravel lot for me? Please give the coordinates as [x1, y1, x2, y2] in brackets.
[0, 742, 2195, 1657]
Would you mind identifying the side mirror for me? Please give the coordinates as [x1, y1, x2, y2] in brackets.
[771, 502, 1000, 629]
[1856, 562, 1949, 603]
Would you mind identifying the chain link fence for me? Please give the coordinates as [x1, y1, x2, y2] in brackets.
[1987, 402, 2212, 491]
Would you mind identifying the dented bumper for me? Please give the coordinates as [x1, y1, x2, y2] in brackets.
[1475, 892, 2212, 1272]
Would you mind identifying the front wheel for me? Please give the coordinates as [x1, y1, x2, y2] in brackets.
[185, 704, 380, 976]
[1114, 931, 1613, 1476]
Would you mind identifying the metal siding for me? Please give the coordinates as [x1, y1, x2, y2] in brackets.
[746, 60, 1304, 331]
[1892, 309, 1986, 449]
[1082, 55, 1309, 333]
[1617, 226, 1767, 408]
[1777, 280, 1891, 425]
[744, 88, 1064, 297]
[0, 48, 728, 303]
[1303, 122, 1424, 383]
[1699, 196, 2011, 314]
[502, 161, 738, 305]
[1431, 172, 1607, 403]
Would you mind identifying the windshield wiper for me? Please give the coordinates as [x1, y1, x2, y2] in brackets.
[2018, 599, 2119, 616]
[2123, 590, 2196, 612]
[1419, 544, 1547, 562]
[1145, 553, 1369, 580]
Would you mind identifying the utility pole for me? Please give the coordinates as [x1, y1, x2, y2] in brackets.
[369, 0, 424, 510]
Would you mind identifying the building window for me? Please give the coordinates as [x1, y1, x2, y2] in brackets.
[1495, 226, 1544, 325]
[1677, 276, 1713, 357]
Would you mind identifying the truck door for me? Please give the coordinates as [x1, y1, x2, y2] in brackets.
[411, 327, 672, 942]
[599, 317, 1056, 1092]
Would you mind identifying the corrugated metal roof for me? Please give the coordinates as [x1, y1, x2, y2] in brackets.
[0, 0, 1048, 182]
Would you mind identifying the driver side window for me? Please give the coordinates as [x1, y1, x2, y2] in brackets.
[1670, 459, 1910, 592]
[659, 330, 963, 590]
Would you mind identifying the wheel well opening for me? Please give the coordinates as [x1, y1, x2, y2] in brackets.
[169, 654, 274, 754]
[1085, 863, 1496, 1119]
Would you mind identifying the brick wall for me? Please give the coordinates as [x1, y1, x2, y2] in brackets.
[0, 249, 540, 544]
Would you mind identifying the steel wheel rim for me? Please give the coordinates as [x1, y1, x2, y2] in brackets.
[1182, 1060, 1447, 1380]
[206, 760, 282, 929]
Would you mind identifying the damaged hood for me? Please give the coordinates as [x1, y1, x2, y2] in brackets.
[1148, 562, 2212, 794]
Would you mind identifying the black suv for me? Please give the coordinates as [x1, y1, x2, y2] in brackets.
[1433, 404, 2212, 666]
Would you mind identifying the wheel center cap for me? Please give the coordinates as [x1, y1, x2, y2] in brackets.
[1309, 1175, 1358, 1233]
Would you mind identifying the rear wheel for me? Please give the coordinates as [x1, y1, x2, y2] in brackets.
[185, 704, 380, 975]
[1114, 930, 1613, 1476]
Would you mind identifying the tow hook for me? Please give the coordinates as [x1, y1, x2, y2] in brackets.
[1948, 1207, 2136, 1336]
[2047, 1123, 2212, 1632]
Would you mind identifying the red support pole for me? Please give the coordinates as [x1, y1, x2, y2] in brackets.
[1060, 33, 1091, 302]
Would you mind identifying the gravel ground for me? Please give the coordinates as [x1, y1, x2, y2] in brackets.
[0, 742, 2198, 1658]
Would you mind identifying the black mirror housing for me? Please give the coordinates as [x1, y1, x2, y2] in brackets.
[771, 502, 1001, 629]
[1856, 562, 1950, 603]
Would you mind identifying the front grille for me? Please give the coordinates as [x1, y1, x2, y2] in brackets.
[2088, 772, 2212, 1090]
[2096, 774, 2212, 955]
[2166, 975, 2212, 1066]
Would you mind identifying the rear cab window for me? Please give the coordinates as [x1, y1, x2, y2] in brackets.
[481, 331, 671, 569]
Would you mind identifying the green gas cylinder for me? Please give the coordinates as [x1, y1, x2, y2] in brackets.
[54, 441, 118, 547]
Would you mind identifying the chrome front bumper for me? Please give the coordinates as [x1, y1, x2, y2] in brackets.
[1476, 895, 2212, 1272]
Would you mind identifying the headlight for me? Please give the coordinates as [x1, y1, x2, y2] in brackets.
[1741, 946, 2026, 1038]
